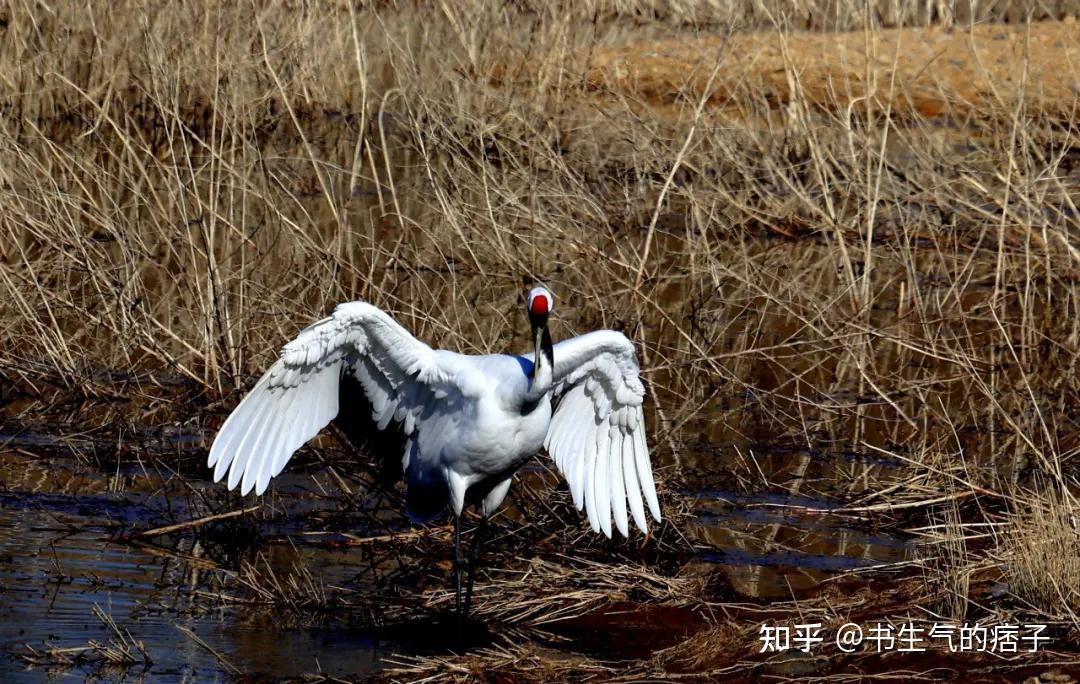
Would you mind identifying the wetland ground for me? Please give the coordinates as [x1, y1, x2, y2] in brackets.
[1, 1, 1079, 681]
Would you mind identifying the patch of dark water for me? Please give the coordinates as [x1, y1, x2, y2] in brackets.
[0, 426, 208, 455]
[0, 450, 403, 681]
[0, 528, 389, 681]
[540, 603, 705, 660]
[0, 427, 914, 679]
[686, 479, 912, 598]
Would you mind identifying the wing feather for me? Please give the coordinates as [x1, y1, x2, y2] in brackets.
[245, 391, 287, 495]
[553, 387, 585, 467]
[622, 438, 648, 533]
[583, 426, 600, 532]
[211, 378, 272, 481]
[594, 422, 611, 538]
[208, 302, 461, 497]
[610, 430, 629, 537]
[634, 422, 661, 521]
[571, 419, 593, 510]
[544, 391, 567, 461]
[244, 392, 291, 496]
[226, 394, 278, 490]
[565, 411, 593, 506]
[540, 330, 661, 537]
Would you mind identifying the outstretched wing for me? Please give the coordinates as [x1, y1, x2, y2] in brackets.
[207, 301, 457, 497]
[543, 330, 661, 538]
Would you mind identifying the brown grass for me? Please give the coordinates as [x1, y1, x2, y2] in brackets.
[21, 604, 152, 674]
[2, 0, 1080, 678]
[568, 19, 1080, 119]
[1002, 485, 1080, 616]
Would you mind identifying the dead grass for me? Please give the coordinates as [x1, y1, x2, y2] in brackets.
[421, 555, 704, 624]
[21, 603, 152, 674]
[235, 551, 331, 610]
[1002, 485, 1080, 617]
[519, 19, 1080, 120]
[1, 0, 1080, 678]
[383, 640, 623, 683]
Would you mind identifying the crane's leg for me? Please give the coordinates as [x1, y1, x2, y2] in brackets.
[463, 477, 510, 619]
[463, 516, 488, 618]
[453, 513, 464, 616]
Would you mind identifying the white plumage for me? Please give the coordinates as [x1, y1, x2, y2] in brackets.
[542, 331, 661, 536]
[207, 289, 661, 539]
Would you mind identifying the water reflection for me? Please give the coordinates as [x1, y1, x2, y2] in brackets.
[0, 451, 392, 680]
[685, 445, 911, 598]
[688, 497, 909, 597]
[0, 430, 914, 678]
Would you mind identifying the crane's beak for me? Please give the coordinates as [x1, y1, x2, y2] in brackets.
[530, 311, 548, 370]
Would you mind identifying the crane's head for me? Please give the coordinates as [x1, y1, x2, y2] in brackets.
[526, 286, 553, 328]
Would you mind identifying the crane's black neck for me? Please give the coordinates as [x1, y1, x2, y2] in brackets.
[521, 321, 554, 410]
[532, 325, 553, 377]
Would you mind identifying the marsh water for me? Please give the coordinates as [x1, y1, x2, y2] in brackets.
[0, 440, 395, 680]
[0, 408, 913, 680]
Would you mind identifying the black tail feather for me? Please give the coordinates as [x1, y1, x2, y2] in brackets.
[334, 371, 406, 488]
[406, 479, 450, 523]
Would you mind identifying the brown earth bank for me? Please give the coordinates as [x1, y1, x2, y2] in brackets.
[511, 18, 1080, 121]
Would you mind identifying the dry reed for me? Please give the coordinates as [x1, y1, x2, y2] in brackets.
[2, 0, 1079, 678]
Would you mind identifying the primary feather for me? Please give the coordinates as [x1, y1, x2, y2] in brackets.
[541, 330, 661, 537]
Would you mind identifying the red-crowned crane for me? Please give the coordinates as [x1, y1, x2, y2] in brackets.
[207, 287, 661, 617]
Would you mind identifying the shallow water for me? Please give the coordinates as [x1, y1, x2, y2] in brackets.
[0, 448, 400, 681]
[0, 422, 914, 680]
[689, 488, 908, 596]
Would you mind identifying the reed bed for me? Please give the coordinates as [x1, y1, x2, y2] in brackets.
[2, 0, 1079, 679]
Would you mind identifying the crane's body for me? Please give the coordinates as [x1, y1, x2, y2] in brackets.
[396, 350, 553, 519]
[207, 287, 661, 616]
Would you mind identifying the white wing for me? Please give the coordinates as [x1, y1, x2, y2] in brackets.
[207, 301, 457, 497]
[543, 330, 661, 538]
